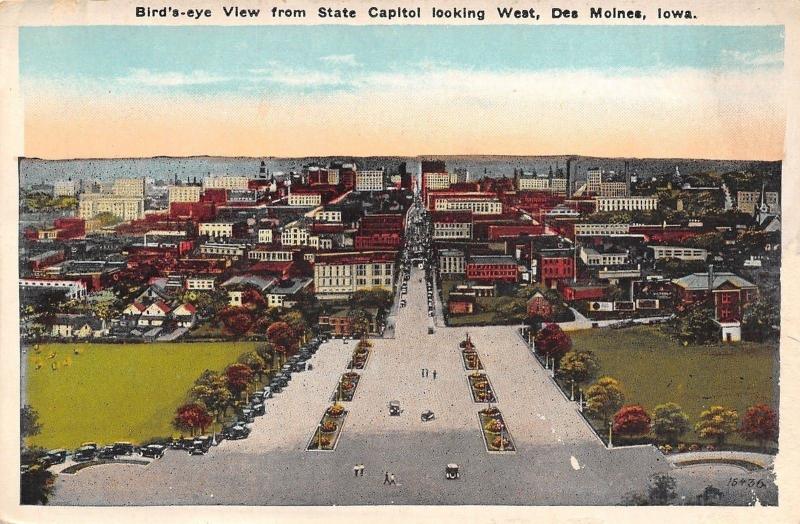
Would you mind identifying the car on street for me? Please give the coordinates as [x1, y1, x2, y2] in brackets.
[97, 446, 117, 459]
[139, 444, 166, 459]
[269, 380, 283, 393]
[222, 424, 251, 440]
[112, 442, 135, 455]
[239, 408, 255, 423]
[43, 449, 68, 466]
[73, 445, 97, 462]
[251, 402, 265, 416]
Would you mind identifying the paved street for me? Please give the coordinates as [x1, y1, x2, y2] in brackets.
[49, 266, 776, 506]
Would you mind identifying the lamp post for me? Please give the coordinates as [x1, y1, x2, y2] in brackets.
[608, 420, 614, 449]
[578, 390, 585, 412]
[317, 422, 322, 450]
[570, 380, 575, 401]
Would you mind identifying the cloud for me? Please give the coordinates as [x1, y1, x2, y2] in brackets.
[319, 54, 360, 67]
[722, 49, 783, 67]
[248, 64, 357, 88]
[117, 68, 230, 86]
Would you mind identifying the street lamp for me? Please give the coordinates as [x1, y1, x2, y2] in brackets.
[608, 420, 613, 449]
[570, 379, 575, 401]
[317, 422, 322, 450]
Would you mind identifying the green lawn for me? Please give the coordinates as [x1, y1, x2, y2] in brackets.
[25, 342, 256, 449]
[569, 327, 778, 448]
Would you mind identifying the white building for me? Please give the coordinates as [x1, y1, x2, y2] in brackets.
[248, 248, 294, 262]
[574, 223, 631, 236]
[517, 177, 567, 193]
[315, 209, 342, 222]
[649, 245, 708, 261]
[258, 228, 273, 243]
[423, 172, 451, 191]
[434, 198, 502, 215]
[113, 178, 146, 198]
[281, 220, 311, 246]
[199, 242, 247, 259]
[19, 278, 87, 300]
[579, 247, 629, 266]
[438, 249, 466, 275]
[54, 180, 78, 197]
[203, 175, 249, 191]
[198, 221, 243, 238]
[168, 185, 202, 203]
[355, 169, 385, 192]
[78, 193, 145, 221]
[288, 193, 322, 206]
[313, 252, 395, 296]
[186, 277, 216, 290]
[595, 196, 658, 212]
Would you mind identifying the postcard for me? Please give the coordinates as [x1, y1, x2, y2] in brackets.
[1, 0, 799, 522]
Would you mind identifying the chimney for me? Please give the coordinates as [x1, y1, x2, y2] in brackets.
[707, 264, 714, 291]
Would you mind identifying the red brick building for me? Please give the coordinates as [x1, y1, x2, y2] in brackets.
[672, 271, 758, 322]
[448, 294, 476, 315]
[466, 255, 519, 283]
[558, 281, 607, 301]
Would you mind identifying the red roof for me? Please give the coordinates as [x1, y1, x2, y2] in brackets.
[431, 210, 473, 223]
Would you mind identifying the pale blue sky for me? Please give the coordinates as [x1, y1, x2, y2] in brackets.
[20, 25, 784, 95]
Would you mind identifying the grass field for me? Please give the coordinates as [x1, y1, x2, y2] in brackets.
[569, 326, 779, 448]
[25, 342, 256, 450]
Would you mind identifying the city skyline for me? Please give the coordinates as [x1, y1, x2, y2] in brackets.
[21, 25, 785, 160]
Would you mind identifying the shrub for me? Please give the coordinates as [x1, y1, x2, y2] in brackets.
[689, 444, 701, 452]
[327, 404, 345, 417]
[321, 420, 337, 433]
[484, 419, 503, 433]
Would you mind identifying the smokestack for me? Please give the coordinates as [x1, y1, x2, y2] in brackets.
[708, 264, 715, 291]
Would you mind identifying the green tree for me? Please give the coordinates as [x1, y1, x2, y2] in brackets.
[647, 474, 677, 505]
[558, 350, 600, 385]
[21, 405, 42, 445]
[351, 288, 393, 311]
[741, 301, 779, 342]
[585, 376, 625, 422]
[20, 465, 55, 505]
[695, 405, 739, 446]
[651, 402, 691, 444]
[93, 211, 122, 227]
[351, 309, 372, 337]
[674, 306, 718, 345]
[238, 351, 267, 381]
[191, 371, 233, 423]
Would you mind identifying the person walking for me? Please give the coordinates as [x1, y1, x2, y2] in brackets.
[421, 368, 425, 378]
[383, 471, 390, 485]
[354, 464, 359, 477]
[432, 370, 437, 380]
[389, 473, 397, 485]
[360, 464, 365, 477]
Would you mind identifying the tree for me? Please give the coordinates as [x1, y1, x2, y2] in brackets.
[350, 309, 372, 337]
[647, 474, 677, 505]
[700, 485, 723, 505]
[267, 321, 298, 365]
[20, 465, 55, 505]
[585, 376, 625, 422]
[351, 288, 393, 311]
[534, 323, 572, 364]
[695, 405, 739, 445]
[651, 403, 691, 444]
[674, 306, 718, 345]
[613, 405, 651, 438]
[173, 403, 212, 436]
[739, 404, 778, 449]
[558, 350, 600, 385]
[21, 405, 42, 444]
[238, 351, 266, 381]
[191, 371, 232, 422]
[225, 363, 254, 401]
[741, 301, 779, 342]
[281, 310, 308, 342]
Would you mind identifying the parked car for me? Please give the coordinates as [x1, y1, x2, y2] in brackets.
[280, 372, 291, 383]
[239, 408, 255, 423]
[43, 449, 67, 466]
[195, 436, 212, 452]
[269, 380, 283, 393]
[188, 440, 207, 455]
[389, 400, 401, 416]
[97, 446, 117, 459]
[112, 442, 135, 456]
[73, 445, 97, 462]
[140, 444, 166, 459]
[251, 391, 265, 403]
[79, 442, 98, 451]
[251, 402, 265, 416]
[222, 424, 251, 440]
[261, 386, 273, 399]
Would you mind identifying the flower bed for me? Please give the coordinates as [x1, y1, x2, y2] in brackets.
[330, 372, 361, 402]
[307, 404, 348, 451]
[467, 372, 497, 403]
[346, 347, 371, 370]
[461, 349, 483, 371]
[478, 408, 515, 453]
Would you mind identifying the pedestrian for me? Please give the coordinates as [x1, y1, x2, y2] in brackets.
[354, 464, 359, 477]
[360, 464, 365, 476]
[383, 471, 390, 485]
[433, 370, 437, 380]
[389, 473, 397, 485]
[421, 368, 425, 378]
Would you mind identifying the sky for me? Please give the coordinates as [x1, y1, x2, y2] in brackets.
[20, 25, 785, 160]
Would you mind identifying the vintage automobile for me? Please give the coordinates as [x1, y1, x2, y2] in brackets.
[43, 449, 68, 466]
[251, 402, 265, 416]
[73, 445, 97, 462]
[389, 400, 401, 416]
[139, 444, 166, 459]
[222, 424, 251, 440]
[112, 442, 135, 455]
[421, 410, 435, 422]
[97, 446, 117, 459]
[446, 464, 460, 480]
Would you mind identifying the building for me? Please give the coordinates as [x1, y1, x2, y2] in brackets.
[315, 208, 342, 222]
[198, 220, 247, 239]
[50, 314, 105, 339]
[199, 242, 247, 259]
[558, 281, 608, 301]
[168, 185, 202, 204]
[313, 251, 396, 297]
[465, 255, 519, 283]
[53, 180, 78, 197]
[20, 278, 87, 301]
[355, 169, 385, 192]
[78, 193, 145, 221]
[574, 223, 631, 237]
[595, 196, 658, 212]
[186, 276, 216, 290]
[112, 178, 146, 198]
[439, 249, 466, 275]
[258, 228, 273, 243]
[517, 176, 567, 193]
[430, 193, 503, 215]
[432, 211, 473, 240]
[649, 245, 708, 261]
[317, 307, 381, 336]
[138, 301, 172, 326]
[265, 278, 313, 308]
[738, 190, 779, 215]
[288, 192, 322, 206]
[248, 248, 295, 262]
[586, 168, 603, 194]
[672, 271, 758, 323]
[203, 175, 249, 190]
[281, 220, 312, 246]
[448, 294, 475, 315]
[580, 246, 629, 266]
